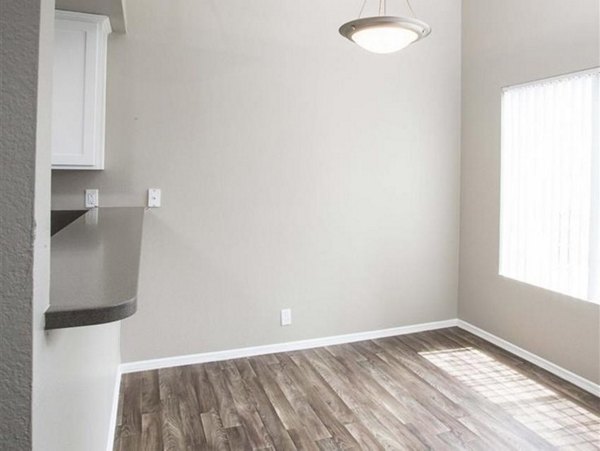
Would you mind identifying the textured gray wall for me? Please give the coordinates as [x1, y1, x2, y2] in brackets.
[30, 5, 122, 450]
[51, 0, 462, 363]
[0, 1, 122, 449]
[459, 0, 600, 383]
[0, 0, 41, 448]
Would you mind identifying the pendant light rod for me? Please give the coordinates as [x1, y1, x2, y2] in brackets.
[379, 0, 386, 16]
[358, 0, 367, 18]
[358, 0, 417, 19]
[406, 0, 416, 17]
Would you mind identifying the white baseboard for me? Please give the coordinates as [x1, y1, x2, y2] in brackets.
[120, 319, 458, 374]
[106, 367, 122, 451]
[457, 320, 600, 397]
[116, 317, 599, 399]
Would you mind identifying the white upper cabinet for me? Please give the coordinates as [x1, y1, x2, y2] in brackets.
[52, 11, 111, 170]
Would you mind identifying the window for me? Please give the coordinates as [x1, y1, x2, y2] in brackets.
[500, 68, 600, 303]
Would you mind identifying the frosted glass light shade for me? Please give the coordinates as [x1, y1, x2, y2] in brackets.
[352, 26, 418, 54]
[339, 16, 431, 54]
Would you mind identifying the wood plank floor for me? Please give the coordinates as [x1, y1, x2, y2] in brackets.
[113, 328, 600, 450]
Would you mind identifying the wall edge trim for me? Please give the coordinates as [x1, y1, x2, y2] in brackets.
[457, 320, 600, 396]
[106, 367, 122, 451]
[119, 319, 458, 373]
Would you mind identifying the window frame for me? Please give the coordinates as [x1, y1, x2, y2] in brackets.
[499, 67, 600, 303]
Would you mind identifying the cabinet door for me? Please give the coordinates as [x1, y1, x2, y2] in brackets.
[52, 12, 110, 170]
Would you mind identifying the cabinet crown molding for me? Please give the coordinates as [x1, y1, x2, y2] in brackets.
[55, 10, 112, 34]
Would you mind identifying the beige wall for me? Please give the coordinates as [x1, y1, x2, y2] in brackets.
[52, 0, 462, 362]
[459, 0, 600, 383]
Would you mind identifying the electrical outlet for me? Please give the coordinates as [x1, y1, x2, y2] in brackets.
[147, 188, 161, 208]
[85, 189, 99, 208]
[280, 308, 292, 326]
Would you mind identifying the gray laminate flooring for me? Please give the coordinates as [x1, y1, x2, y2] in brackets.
[113, 327, 600, 450]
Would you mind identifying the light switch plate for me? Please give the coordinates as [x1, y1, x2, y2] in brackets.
[85, 189, 99, 208]
[281, 308, 292, 326]
[148, 188, 161, 208]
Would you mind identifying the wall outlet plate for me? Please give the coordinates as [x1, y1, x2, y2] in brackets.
[280, 308, 292, 326]
[148, 188, 161, 208]
[85, 189, 99, 208]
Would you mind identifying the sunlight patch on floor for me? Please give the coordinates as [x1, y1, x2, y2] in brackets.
[420, 347, 600, 448]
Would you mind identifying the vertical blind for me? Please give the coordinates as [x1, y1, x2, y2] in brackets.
[500, 68, 600, 303]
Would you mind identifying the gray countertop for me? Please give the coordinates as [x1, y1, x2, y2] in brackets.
[46, 207, 145, 329]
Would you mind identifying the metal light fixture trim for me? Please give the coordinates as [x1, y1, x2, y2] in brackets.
[339, 1, 431, 54]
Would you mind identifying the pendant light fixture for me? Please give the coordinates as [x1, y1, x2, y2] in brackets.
[339, 0, 431, 54]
